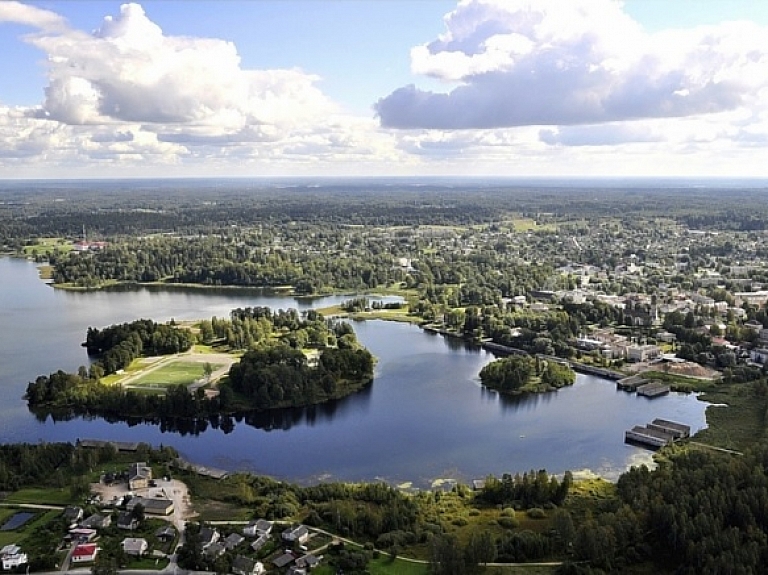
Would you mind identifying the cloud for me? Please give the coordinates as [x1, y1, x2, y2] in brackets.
[21, 3, 335, 130]
[0, 1, 68, 32]
[539, 124, 662, 147]
[376, 0, 768, 129]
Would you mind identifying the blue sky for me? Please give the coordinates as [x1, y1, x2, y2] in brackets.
[2, 0, 768, 178]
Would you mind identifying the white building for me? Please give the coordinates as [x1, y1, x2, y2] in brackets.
[1, 545, 28, 570]
[627, 344, 661, 363]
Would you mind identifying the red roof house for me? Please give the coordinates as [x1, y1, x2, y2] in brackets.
[71, 543, 98, 563]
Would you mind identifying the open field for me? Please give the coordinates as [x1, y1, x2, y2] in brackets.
[4, 487, 73, 505]
[508, 218, 557, 233]
[130, 360, 223, 387]
[21, 237, 72, 256]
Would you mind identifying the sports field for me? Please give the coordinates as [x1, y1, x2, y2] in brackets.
[131, 360, 223, 387]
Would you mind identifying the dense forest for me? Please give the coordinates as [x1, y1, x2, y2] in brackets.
[479, 355, 576, 394]
[228, 345, 374, 409]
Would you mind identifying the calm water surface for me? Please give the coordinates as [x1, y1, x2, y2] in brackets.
[0, 257, 709, 487]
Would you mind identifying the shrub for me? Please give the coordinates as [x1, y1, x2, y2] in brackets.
[527, 507, 546, 519]
[498, 517, 519, 529]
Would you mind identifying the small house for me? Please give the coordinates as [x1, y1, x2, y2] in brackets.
[272, 552, 295, 568]
[232, 555, 265, 575]
[204, 542, 226, 558]
[81, 513, 112, 530]
[122, 537, 148, 557]
[224, 532, 245, 550]
[198, 526, 220, 549]
[281, 525, 309, 544]
[1, 545, 28, 570]
[243, 518, 273, 537]
[116, 511, 138, 531]
[63, 506, 84, 523]
[155, 525, 176, 541]
[250, 534, 269, 553]
[71, 543, 99, 563]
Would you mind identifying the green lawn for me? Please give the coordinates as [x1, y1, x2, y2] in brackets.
[367, 556, 429, 575]
[132, 361, 222, 387]
[22, 237, 72, 256]
[314, 556, 429, 575]
[5, 487, 73, 505]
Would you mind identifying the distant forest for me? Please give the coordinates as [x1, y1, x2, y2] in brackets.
[4, 182, 768, 243]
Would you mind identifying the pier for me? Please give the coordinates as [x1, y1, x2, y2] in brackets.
[617, 375, 647, 391]
[625, 419, 690, 449]
[637, 381, 670, 398]
[617, 375, 670, 397]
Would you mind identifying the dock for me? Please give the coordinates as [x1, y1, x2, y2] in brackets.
[648, 419, 690, 439]
[617, 375, 647, 391]
[637, 382, 670, 398]
[77, 439, 140, 452]
[625, 418, 690, 449]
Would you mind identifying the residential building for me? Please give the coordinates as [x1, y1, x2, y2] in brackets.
[128, 462, 152, 490]
[232, 556, 265, 575]
[281, 525, 309, 544]
[223, 533, 245, 550]
[250, 534, 269, 553]
[63, 506, 84, 523]
[81, 513, 112, 530]
[243, 519, 273, 537]
[198, 527, 220, 549]
[71, 543, 99, 563]
[1, 545, 28, 570]
[116, 511, 138, 530]
[122, 538, 148, 557]
[155, 526, 176, 541]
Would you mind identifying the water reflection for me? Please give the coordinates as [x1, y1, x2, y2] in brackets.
[30, 379, 375, 436]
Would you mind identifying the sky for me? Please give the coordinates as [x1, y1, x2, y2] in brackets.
[1, 0, 768, 179]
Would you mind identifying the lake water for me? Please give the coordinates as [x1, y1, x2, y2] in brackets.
[0, 257, 709, 487]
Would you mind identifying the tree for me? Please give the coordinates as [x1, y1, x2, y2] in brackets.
[92, 553, 118, 575]
[430, 534, 467, 575]
[465, 531, 496, 568]
[130, 502, 145, 523]
[203, 362, 213, 382]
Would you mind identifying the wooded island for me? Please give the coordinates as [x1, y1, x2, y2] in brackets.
[25, 307, 375, 419]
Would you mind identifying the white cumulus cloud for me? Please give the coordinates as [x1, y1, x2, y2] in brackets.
[376, 0, 768, 130]
[24, 3, 336, 129]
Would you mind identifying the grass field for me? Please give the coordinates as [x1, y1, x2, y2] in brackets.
[368, 556, 429, 575]
[131, 361, 223, 387]
[21, 237, 72, 256]
[5, 487, 74, 505]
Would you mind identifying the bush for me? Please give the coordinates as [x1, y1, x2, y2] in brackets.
[527, 507, 546, 519]
[502, 507, 516, 517]
[498, 517, 519, 529]
[452, 517, 468, 527]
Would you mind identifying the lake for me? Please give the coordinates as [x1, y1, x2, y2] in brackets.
[0, 257, 709, 487]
